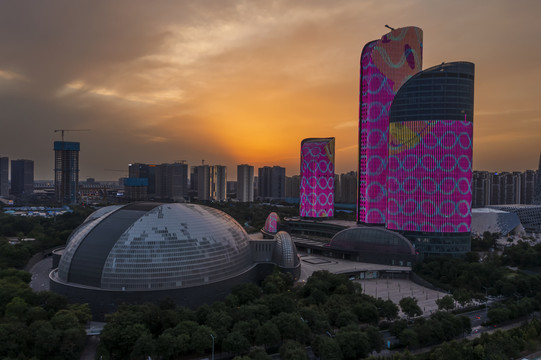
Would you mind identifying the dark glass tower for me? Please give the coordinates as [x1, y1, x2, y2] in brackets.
[11, 159, 34, 196]
[387, 62, 475, 255]
[54, 141, 80, 205]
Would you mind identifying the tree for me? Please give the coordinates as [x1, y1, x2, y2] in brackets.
[255, 321, 281, 349]
[399, 329, 419, 348]
[436, 295, 455, 311]
[399, 297, 422, 319]
[279, 340, 307, 360]
[335, 327, 370, 360]
[222, 330, 251, 356]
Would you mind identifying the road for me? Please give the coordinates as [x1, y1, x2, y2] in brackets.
[29, 256, 52, 292]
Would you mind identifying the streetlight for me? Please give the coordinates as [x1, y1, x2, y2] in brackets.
[210, 334, 215, 360]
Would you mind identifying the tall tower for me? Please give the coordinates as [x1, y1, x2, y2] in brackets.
[358, 26, 423, 225]
[237, 164, 254, 202]
[10, 159, 34, 196]
[54, 141, 80, 205]
[300, 138, 335, 218]
[0, 156, 8, 197]
[534, 152, 541, 204]
[387, 62, 475, 255]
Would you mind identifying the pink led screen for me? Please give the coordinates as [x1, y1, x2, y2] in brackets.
[264, 212, 280, 233]
[358, 27, 423, 225]
[387, 120, 473, 233]
[300, 138, 335, 218]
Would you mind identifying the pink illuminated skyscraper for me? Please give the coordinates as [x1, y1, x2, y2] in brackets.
[300, 138, 335, 218]
[358, 26, 423, 225]
[387, 62, 475, 255]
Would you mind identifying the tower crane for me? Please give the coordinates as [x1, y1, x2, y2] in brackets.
[54, 129, 91, 142]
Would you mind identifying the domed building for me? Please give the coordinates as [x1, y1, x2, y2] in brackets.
[50, 203, 300, 319]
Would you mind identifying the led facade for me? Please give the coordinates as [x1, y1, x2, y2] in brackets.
[358, 26, 423, 225]
[388, 62, 475, 255]
[300, 138, 335, 218]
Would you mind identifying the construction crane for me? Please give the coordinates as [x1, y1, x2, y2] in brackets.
[54, 129, 91, 142]
[385, 24, 395, 31]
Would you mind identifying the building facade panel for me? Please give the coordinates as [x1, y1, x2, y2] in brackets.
[358, 26, 423, 225]
[300, 138, 335, 218]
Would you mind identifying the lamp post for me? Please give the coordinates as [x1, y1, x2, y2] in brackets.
[210, 334, 215, 360]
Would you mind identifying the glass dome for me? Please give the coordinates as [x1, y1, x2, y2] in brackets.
[57, 203, 253, 291]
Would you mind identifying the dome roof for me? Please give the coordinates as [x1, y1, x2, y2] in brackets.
[330, 227, 415, 255]
[57, 203, 253, 291]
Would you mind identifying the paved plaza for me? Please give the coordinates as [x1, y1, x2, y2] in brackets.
[356, 278, 448, 315]
[298, 253, 448, 316]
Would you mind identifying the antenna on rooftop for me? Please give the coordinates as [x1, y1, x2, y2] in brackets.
[385, 24, 395, 31]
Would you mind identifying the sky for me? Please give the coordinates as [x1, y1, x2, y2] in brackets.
[1, 0, 540, 181]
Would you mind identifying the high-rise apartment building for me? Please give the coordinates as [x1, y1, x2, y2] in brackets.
[155, 162, 189, 201]
[358, 26, 423, 225]
[300, 138, 335, 218]
[258, 166, 285, 199]
[54, 141, 80, 205]
[285, 175, 300, 199]
[387, 62, 474, 255]
[237, 165, 254, 202]
[196, 165, 227, 201]
[129, 163, 156, 196]
[11, 159, 34, 196]
[534, 152, 541, 205]
[0, 157, 8, 197]
[336, 171, 357, 204]
[521, 170, 536, 205]
[211, 165, 227, 201]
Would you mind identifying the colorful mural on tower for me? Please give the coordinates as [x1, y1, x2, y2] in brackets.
[300, 138, 335, 218]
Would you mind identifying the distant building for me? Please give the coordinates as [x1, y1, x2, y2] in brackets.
[285, 175, 300, 199]
[534, 152, 541, 205]
[54, 141, 80, 205]
[521, 170, 536, 204]
[336, 171, 357, 204]
[10, 159, 34, 196]
[237, 164, 254, 202]
[129, 163, 156, 196]
[258, 166, 285, 199]
[211, 165, 227, 201]
[124, 178, 149, 201]
[0, 156, 8, 197]
[473, 170, 538, 206]
[196, 165, 227, 201]
[155, 162, 189, 201]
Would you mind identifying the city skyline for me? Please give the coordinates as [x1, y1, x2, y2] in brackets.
[1, 1, 540, 180]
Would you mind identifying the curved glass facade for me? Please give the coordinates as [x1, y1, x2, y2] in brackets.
[358, 27, 423, 225]
[300, 138, 335, 218]
[388, 62, 474, 255]
[272, 231, 300, 268]
[58, 203, 254, 291]
[330, 227, 415, 255]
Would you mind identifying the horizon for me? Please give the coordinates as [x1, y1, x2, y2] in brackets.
[1, 1, 540, 180]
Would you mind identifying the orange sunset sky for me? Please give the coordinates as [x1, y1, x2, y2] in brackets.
[0, 0, 540, 180]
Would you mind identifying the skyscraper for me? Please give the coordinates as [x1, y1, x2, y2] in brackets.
[237, 164, 254, 202]
[211, 165, 227, 201]
[300, 138, 335, 218]
[0, 157, 8, 197]
[358, 26, 423, 225]
[258, 166, 285, 199]
[155, 162, 189, 201]
[534, 152, 541, 205]
[54, 141, 80, 205]
[387, 62, 474, 255]
[196, 164, 227, 201]
[10, 159, 34, 196]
